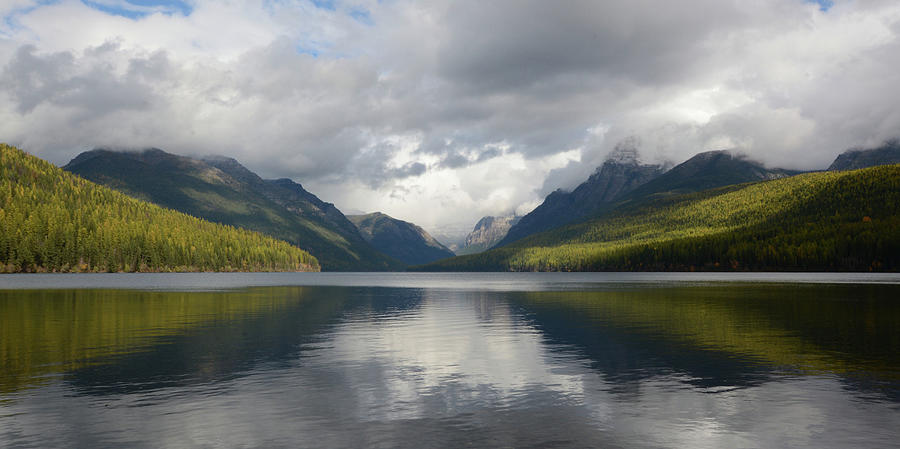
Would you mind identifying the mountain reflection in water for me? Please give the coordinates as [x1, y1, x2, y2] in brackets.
[1, 276, 898, 448]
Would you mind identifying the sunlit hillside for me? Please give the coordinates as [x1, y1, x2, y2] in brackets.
[0, 144, 319, 272]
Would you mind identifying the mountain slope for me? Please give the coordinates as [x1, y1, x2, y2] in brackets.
[347, 212, 455, 265]
[828, 140, 900, 170]
[500, 150, 797, 248]
[418, 164, 900, 272]
[456, 215, 520, 255]
[614, 150, 798, 206]
[499, 151, 663, 246]
[64, 148, 401, 271]
[0, 144, 319, 272]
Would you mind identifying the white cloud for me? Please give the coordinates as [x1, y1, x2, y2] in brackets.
[2, 0, 900, 232]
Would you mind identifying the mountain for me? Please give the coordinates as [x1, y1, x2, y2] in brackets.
[64, 148, 401, 271]
[456, 215, 520, 255]
[498, 149, 797, 247]
[347, 212, 455, 265]
[619, 150, 798, 203]
[418, 164, 900, 272]
[498, 150, 664, 246]
[0, 143, 318, 272]
[828, 140, 900, 170]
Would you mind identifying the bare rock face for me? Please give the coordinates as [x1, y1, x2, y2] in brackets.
[828, 140, 900, 171]
[457, 215, 521, 255]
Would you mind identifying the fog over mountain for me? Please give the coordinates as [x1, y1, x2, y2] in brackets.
[2, 0, 899, 233]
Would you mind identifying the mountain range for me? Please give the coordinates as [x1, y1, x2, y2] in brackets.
[420, 163, 900, 272]
[498, 149, 797, 247]
[14, 138, 896, 273]
[64, 148, 401, 271]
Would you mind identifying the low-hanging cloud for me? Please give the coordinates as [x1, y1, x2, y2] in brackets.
[1, 0, 900, 235]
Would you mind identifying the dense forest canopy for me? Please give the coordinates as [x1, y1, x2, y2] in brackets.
[0, 144, 319, 272]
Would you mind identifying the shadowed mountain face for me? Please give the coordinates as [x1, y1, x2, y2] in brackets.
[619, 150, 798, 203]
[348, 212, 455, 266]
[499, 150, 797, 247]
[828, 140, 900, 171]
[499, 152, 664, 247]
[64, 148, 402, 271]
[456, 215, 520, 256]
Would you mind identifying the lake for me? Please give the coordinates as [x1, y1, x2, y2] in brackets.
[1, 272, 899, 448]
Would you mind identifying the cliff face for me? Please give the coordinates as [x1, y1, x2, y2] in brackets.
[456, 215, 521, 255]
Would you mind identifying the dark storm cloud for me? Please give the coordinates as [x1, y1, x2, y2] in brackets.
[433, 0, 741, 93]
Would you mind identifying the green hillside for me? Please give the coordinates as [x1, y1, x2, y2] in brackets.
[0, 144, 319, 272]
[64, 148, 402, 271]
[419, 165, 900, 271]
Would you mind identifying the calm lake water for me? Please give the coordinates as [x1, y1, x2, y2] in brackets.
[1, 273, 899, 448]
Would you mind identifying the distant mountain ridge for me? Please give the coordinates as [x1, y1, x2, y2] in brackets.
[828, 140, 900, 171]
[498, 149, 796, 247]
[347, 212, 455, 265]
[498, 149, 664, 246]
[456, 215, 520, 255]
[617, 150, 797, 203]
[419, 164, 900, 272]
[64, 148, 402, 271]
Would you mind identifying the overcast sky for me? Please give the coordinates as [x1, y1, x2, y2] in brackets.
[2, 0, 899, 238]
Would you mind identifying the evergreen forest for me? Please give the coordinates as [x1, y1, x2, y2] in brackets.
[0, 144, 319, 272]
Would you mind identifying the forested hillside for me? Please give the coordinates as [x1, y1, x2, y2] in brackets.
[0, 144, 319, 272]
[65, 148, 401, 271]
[419, 165, 900, 271]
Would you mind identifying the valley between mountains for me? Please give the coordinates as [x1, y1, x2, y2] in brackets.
[2, 141, 899, 272]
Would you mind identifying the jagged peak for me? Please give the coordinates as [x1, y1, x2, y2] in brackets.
[473, 214, 518, 230]
[605, 145, 640, 165]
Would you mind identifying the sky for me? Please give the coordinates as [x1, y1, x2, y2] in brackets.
[1, 0, 899, 239]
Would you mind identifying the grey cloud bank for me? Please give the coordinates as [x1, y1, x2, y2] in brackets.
[1, 0, 899, 235]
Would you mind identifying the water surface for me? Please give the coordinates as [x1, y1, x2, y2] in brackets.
[1, 273, 898, 448]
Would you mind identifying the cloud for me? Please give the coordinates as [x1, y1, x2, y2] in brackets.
[1, 0, 900, 233]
